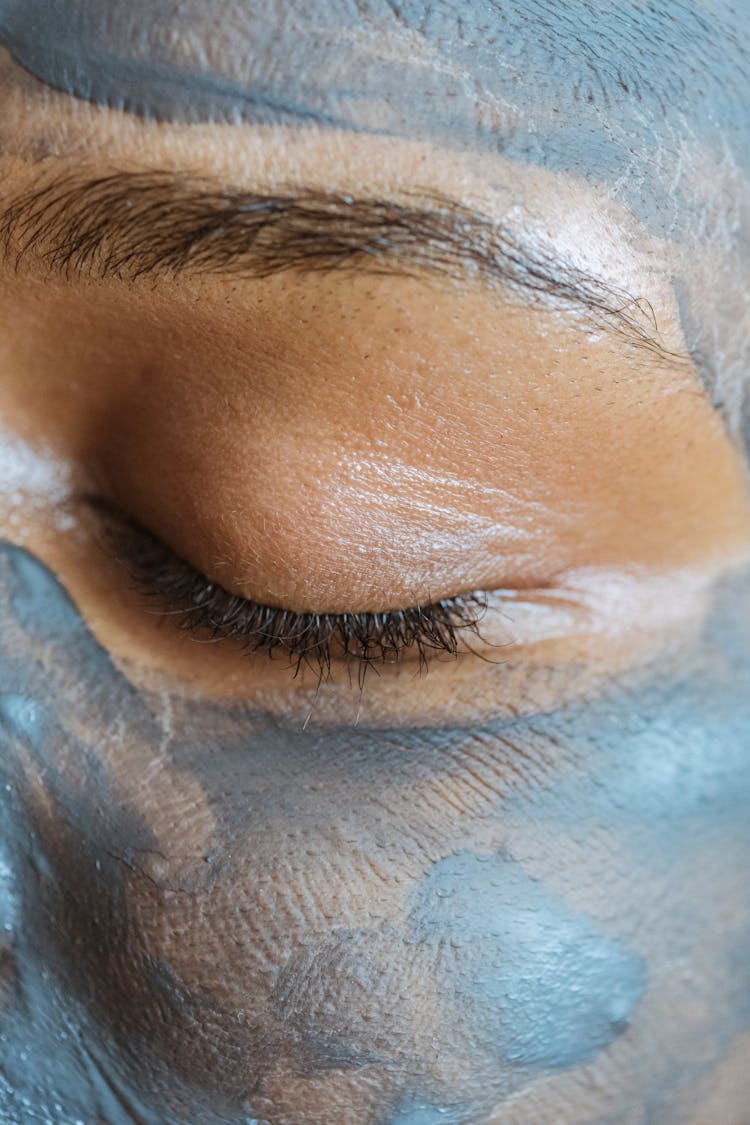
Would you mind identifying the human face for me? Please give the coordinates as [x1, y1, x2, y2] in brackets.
[0, 4, 749, 1123]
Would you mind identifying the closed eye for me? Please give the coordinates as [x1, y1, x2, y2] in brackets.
[98, 504, 489, 684]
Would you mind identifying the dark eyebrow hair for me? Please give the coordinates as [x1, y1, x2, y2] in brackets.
[0, 169, 666, 350]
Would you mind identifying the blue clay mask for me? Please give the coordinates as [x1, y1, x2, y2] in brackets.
[0, 1, 746, 171]
[1, 541, 749, 1121]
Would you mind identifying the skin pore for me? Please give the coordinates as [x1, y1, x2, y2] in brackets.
[0, 3, 749, 1123]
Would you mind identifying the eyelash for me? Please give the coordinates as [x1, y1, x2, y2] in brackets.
[104, 511, 488, 682]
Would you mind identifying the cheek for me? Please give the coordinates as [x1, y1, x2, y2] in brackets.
[1, 543, 749, 1124]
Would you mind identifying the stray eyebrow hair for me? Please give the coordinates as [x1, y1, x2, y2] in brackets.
[0, 169, 664, 348]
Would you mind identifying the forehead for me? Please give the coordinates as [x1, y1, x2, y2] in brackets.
[0, 1, 745, 164]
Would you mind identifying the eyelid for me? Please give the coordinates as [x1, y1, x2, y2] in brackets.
[94, 501, 490, 683]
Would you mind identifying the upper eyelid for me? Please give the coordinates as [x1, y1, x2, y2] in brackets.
[94, 500, 490, 680]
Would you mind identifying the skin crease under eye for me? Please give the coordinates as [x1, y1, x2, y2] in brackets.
[0, 7, 749, 1124]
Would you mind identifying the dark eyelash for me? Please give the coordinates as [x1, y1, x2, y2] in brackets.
[103, 511, 488, 683]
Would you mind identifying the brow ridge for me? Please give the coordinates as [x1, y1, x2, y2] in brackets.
[0, 169, 665, 349]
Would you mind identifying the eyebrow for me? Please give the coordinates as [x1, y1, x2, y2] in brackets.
[0, 169, 663, 348]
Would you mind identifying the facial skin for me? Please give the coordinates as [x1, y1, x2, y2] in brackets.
[0, 4, 749, 1123]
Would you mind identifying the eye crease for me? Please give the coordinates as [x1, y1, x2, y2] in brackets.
[97, 503, 490, 682]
